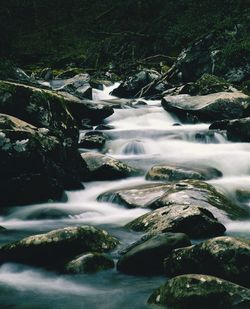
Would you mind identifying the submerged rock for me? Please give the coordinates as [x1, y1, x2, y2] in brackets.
[164, 236, 250, 288]
[148, 274, 250, 308]
[126, 205, 225, 239]
[146, 164, 222, 182]
[81, 152, 138, 181]
[162, 91, 250, 123]
[0, 225, 119, 267]
[65, 252, 114, 274]
[117, 232, 191, 275]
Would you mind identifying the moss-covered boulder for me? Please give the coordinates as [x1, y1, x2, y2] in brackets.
[164, 236, 250, 288]
[126, 205, 225, 239]
[117, 232, 191, 275]
[81, 152, 138, 181]
[0, 225, 119, 268]
[0, 113, 85, 206]
[65, 252, 114, 274]
[79, 133, 106, 149]
[148, 274, 250, 308]
[0, 80, 79, 142]
[146, 164, 222, 182]
[162, 91, 250, 123]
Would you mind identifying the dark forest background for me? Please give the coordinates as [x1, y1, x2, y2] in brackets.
[0, 0, 250, 70]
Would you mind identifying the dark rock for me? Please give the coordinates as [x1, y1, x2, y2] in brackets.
[117, 233, 191, 275]
[79, 134, 106, 149]
[111, 70, 162, 98]
[164, 236, 250, 288]
[0, 226, 6, 232]
[0, 225, 119, 267]
[95, 124, 114, 130]
[81, 152, 138, 181]
[90, 79, 113, 90]
[26, 208, 69, 220]
[146, 164, 222, 182]
[0, 114, 85, 206]
[55, 68, 85, 79]
[236, 189, 250, 203]
[210, 117, 250, 142]
[148, 274, 250, 308]
[36, 68, 53, 81]
[162, 91, 250, 123]
[126, 205, 226, 239]
[0, 80, 79, 143]
[65, 252, 114, 274]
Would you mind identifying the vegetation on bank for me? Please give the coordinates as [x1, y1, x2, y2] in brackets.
[0, 0, 249, 74]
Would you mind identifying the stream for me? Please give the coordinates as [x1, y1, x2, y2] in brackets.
[0, 84, 250, 308]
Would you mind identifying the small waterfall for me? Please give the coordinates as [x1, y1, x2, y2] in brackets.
[122, 140, 145, 155]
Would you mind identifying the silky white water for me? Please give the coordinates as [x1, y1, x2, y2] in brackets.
[0, 84, 249, 308]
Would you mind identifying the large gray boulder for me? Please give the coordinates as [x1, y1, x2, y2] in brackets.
[164, 236, 250, 288]
[0, 225, 119, 267]
[162, 91, 250, 123]
[117, 232, 191, 275]
[148, 274, 250, 308]
[98, 180, 247, 219]
[126, 204, 226, 239]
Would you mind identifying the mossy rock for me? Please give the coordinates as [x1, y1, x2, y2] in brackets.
[0, 225, 119, 268]
[148, 274, 250, 308]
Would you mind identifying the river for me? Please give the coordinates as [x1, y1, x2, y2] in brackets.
[0, 84, 249, 308]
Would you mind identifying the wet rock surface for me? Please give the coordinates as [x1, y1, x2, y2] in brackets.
[0, 225, 119, 268]
[117, 232, 191, 275]
[164, 236, 250, 288]
[148, 274, 250, 308]
[81, 152, 138, 181]
[126, 204, 226, 239]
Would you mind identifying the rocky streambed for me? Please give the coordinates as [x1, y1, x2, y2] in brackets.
[0, 69, 250, 309]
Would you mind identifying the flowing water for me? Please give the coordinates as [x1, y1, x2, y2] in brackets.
[0, 84, 250, 308]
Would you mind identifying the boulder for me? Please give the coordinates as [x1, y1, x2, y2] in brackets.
[117, 233, 191, 275]
[162, 91, 250, 123]
[98, 180, 247, 219]
[210, 117, 250, 142]
[65, 252, 114, 274]
[0, 113, 85, 206]
[81, 152, 138, 181]
[146, 164, 222, 182]
[0, 80, 79, 142]
[111, 69, 162, 98]
[148, 274, 250, 308]
[0, 225, 119, 267]
[164, 236, 250, 288]
[126, 205, 226, 239]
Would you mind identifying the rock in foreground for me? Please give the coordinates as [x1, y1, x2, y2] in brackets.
[164, 236, 250, 288]
[117, 232, 190, 275]
[0, 225, 119, 267]
[148, 274, 250, 308]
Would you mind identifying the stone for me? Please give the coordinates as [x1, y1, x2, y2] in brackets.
[0, 225, 119, 267]
[0, 114, 85, 206]
[98, 179, 247, 219]
[148, 274, 250, 308]
[164, 236, 250, 288]
[126, 205, 226, 239]
[210, 117, 250, 142]
[146, 164, 222, 182]
[117, 233, 191, 275]
[65, 252, 114, 274]
[81, 152, 138, 181]
[162, 91, 250, 123]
